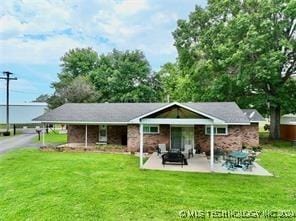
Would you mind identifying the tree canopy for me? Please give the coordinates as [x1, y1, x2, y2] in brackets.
[170, 0, 295, 139]
[46, 48, 159, 109]
[47, 76, 97, 109]
[90, 49, 159, 102]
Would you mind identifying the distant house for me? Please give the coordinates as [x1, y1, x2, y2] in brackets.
[242, 109, 265, 124]
[0, 102, 47, 126]
[34, 102, 265, 169]
[280, 114, 296, 141]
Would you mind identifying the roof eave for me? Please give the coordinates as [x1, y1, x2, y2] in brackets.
[35, 120, 129, 125]
[34, 119, 251, 125]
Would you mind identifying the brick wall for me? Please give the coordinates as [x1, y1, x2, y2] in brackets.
[143, 125, 170, 152]
[68, 123, 259, 152]
[127, 124, 139, 152]
[68, 125, 98, 144]
[241, 123, 259, 147]
[127, 124, 170, 152]
[68, 125, 128, 145]
[195, 125, 242, 153]
[107, 126, 127, 145]
[195, 124, 259, 153]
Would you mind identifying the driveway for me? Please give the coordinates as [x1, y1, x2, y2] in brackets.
[0, 133, 38, 154]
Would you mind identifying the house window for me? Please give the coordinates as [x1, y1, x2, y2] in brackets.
[216, 127, 227, 135]
[143, 125, 159, 134]
[205, 125, 228, 135]
[99, 125, 107, 142]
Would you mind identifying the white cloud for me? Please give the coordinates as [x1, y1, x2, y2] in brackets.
[0, 0, 201, 67]
[0, 36, 87, 64]
[0, 15, 24, 38]
[94, 12, 147, 43]
[115, 0, 149, 15]
[150, 11, 179, 26]
[0, 0, 71, 36]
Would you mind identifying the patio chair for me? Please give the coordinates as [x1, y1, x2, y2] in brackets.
[222, 155, 237, 171]
[214, 147, 224, 163]
[242, 155, 256, 171]
[182, 144, 194, 159]
[196, 144, 201, 154]
[157, 144, 167, 156]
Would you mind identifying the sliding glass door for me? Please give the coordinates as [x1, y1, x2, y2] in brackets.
[171, 127, 182, 150]
[171, 126, 194, 151]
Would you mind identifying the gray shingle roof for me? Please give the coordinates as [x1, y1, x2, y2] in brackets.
[34, 102, 250, 124]
[242, 109, 265, 122]
[33, 103, 167, 123]
[184, 102, 250, 123]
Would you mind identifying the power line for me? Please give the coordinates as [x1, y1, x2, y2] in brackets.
[0, 71, 18, 133]
[0, 88, 41, 95]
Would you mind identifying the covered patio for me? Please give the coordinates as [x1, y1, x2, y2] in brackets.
[134, 102, 267, 176]
[136, 103, 226, 172]
[143, 152, 272, 176]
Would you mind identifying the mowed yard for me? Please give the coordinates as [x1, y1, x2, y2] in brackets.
[0, 133, 296, 220]
[33, 130, 67, 144]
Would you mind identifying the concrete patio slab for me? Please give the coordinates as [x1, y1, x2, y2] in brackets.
[143, 152, 211, 173]
[213, 161, 273, 176]
[143, 152, 272, 176]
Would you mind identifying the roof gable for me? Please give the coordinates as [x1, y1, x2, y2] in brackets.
[147, 105, 207, 119]
[129, 102, 225, 123]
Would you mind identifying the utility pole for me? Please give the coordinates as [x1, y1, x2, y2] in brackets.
[0, 71, 17, 134]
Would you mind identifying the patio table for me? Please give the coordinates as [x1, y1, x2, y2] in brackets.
[229, 151, 248, 167]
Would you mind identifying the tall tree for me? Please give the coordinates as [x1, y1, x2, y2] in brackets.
[90, 49, 159, 102]
[48, 48, 99, 109]
[52, 47, 98, 93]
[156, 62, 194, 102]
[47, 76, 97, 109]
[173, 0, 296, 139]
[60, 47, 99, 78]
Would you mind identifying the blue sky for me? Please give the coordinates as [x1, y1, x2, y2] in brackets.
[0, 0, 206, 103]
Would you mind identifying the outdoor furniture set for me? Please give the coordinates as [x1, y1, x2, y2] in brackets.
[157, 144, 194, 167]
[221, 148, 257, 171]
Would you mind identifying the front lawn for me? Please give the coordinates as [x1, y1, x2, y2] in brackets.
[0, 140, 295, 220]
[34, 130, 67, 145]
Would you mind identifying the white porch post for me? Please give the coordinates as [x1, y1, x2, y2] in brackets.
[42, 123, 45, 146]
[85, 125, 88, 148]
[139, 123, 144, 168]
[210, 124, 214, 171]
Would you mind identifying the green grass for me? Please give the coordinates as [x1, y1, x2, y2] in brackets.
[34, 130, 67, 145]
[0, 140, 296, 220]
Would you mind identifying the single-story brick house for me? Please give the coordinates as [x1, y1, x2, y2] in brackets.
[34, 102, 264, 169]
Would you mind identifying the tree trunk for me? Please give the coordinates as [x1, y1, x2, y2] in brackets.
[270, 105, 281, 140]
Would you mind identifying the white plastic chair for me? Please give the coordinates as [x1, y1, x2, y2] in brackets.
[183, 144, 194, 158]
[157, 144, 167, 156]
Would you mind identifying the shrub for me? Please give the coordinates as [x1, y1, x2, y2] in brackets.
[264, 124, 270, 131]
